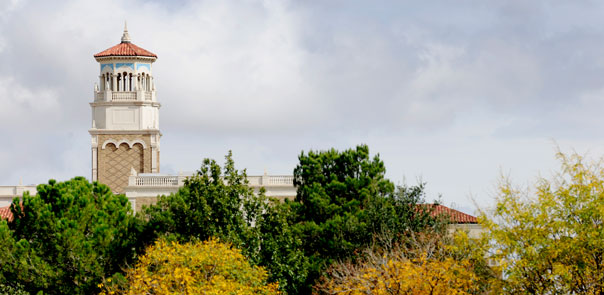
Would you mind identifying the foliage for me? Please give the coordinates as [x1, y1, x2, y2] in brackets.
[316, 231, 498, 295]
[319, 254, 477, 295]
[141, 151, 267, 259]
[291, 145, 441, 292]
[255, 200, 310, 294]
[0, 177, 141, 295]
[140, 146, 443, 294]
[482, 151, 604, 294]
[100, 237, 280, 295]
[0, 283, 29, 295]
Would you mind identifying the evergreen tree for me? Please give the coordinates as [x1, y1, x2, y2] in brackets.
[0, 177, 142, 295]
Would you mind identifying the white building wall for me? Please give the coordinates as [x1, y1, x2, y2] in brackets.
[0, 185, 37, 207]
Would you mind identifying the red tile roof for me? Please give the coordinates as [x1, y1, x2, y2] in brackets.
[94, 42, 157, 58]
[427, 204, 478, 224]
[0, 205, 14, 222]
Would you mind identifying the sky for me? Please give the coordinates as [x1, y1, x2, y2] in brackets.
[2, 0, 604, 214]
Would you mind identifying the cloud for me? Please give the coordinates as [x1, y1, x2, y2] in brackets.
[3, 0, 604, 212]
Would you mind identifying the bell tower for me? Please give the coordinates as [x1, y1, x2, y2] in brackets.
[90, 24, 161, 194]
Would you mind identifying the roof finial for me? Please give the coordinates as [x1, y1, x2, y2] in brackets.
[121, 21, 132, 43]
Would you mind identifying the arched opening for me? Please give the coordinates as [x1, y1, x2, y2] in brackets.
[117, 73, 122, 91]
[128, 73, 133, 91]
[141, 73, 147, 91]
[122, 72, 128, 91]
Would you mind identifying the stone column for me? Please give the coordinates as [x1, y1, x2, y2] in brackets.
[112, 74, 117, 91]
[91, 136, 98, 181]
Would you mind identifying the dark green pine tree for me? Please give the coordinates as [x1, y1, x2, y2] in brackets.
[0, 177, 143, 295]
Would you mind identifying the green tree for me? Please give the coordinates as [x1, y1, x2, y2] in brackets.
[141, 151, 267, 260]
[256, 200, 309, 295]
[0, 282, 28, 295]
[482, 151, 604, 294]
[0, 177, 142, 295]
[291, 145, 440, 292]
[140, 147, 442, 294]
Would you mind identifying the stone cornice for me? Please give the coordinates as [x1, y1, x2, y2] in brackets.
[89, 129, 162, 136]
[95, 56, 156, 63]
[89, 101, 161, 107]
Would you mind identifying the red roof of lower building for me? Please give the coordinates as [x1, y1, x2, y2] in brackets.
[0, 205, 14, 222]
[94, 42, 157, 58]
[427, 204, 478, 224]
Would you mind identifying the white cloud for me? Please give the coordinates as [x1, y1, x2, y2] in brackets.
[0, 77, 59, 127]
[2, 0, 604, 212]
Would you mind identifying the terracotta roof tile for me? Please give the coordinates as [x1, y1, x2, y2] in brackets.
[0, 205, 14, 222]
[425, 204, 478, 224]
[94, 42, 157, 58]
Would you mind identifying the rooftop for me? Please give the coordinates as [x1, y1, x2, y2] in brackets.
[94, 23, 157, 58]
[429, 204, 478, 224]
[0, 205, 14, 222]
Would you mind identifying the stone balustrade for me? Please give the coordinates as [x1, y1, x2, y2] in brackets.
[129, 173, 294, 187]
[112, 91, 137, 101]
[125, 172, 296, 212]
[94, 91, 156, 102]
[134, 175, 179, 186]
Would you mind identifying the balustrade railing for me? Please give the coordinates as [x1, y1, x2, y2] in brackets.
[131, 174, 293, 187]
[144, 92, 152, 100]
[268, 176, 294, 185]
[112, 92, 137, 101]
[134, 176, 179, 186]
[246, 176, 262, 186]
[95, 91, 104, 101]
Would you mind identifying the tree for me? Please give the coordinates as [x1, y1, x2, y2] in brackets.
[256, 200, 310, 295]
[316, 231, 498, 295]
[482, 151, 604, 294]
[141, 146, 442, 294]
[0, 283, 28, 295]
[0, 177, 142, 295]
[291, 145, 441, 292]
[141, 151, 268, 260]
[100, 237, 280, 295]
[318, 252, 478, 295]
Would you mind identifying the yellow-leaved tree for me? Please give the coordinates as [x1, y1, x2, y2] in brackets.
[482, 151, 604, 294]
[100, 238, 280, 295]
[315, 232, 498, 295]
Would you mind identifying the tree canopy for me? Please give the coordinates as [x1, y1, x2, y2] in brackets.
[0, 177, 141, 295]
[482, 151, 604, 294]
[290, 145, 441, 292]
[100, 238, 280, 295]
[141, 151, 267, 257]
[316, 231, 497, 295]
